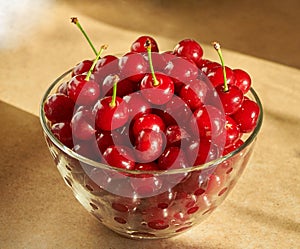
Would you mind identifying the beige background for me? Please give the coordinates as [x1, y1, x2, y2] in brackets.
[0, 1, 299, 248]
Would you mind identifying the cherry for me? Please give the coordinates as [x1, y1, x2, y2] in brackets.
[123, 92, 151, 121]
[231, 98, 260, 133]
[102, 145, 135, 170]
[173, 39, 203, 64]
[223, 139, 244, 155]
[130, 176, 163, 197]
[212, 42, 244, 115]
[102, 74, 137, 97]
[51, 122, 73, 148]
[140, 39, 174, 105]
[134, 129, 165, 163]
[132, 113, 165, 138]
[190, 104, 226, 139]
[207, 66, 235, 87]
[44, 93, 74, 123]
[233, 69, 252, 94]
[96, 130, 114, 153]
[143, 52, 168, 72]
[164, 57, 198, 90]
[56, 81, 68, 95]
[158, 146, 188, 170]
[162, 96, 193, 128]
[215, 84, 244, 115]
[223, 116, 241, 148]
[67, 74, 100, 106]
[67, 45, 107, 106]
[200, 61, 221, 75]
[130, 35, 159, 53]
[72, 139, 99, 161]
[72, 59, 93, 77]
[119, 52, 147, 82]
[71, 108, 96, 140]
[187, 138, 220, 166]
[94, 76, 129, 131]
[165, 125, 191, 148]
[93, 54, 119, 73]
[179, 78, 209, 111]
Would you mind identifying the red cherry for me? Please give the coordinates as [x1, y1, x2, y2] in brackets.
[233, 69, 252, 94]
[223, 139, 244, 155]
[94, 96, 129, 131]
[158, 146, 188, 170]
[215, 84, 244, 115]
[162, 96, 193, 128]
[165, 125, 191, 148]
[102, 145, 135, 170]
[207, 66, 235, 87]
[102, 74, 137, 97]
[56, 81, 68, 95]
[132, 113, 165, 138]
[223, 116, 241, 148]
[72, 59, 93, 77]
[96, 130, 114, 153]
[173, 39, 203, 64]
[93, 55, 119, 73]
[44, 93, 75, 123]
[118, 52, 147, 82]
[164, 57, 198, 90]
[123, 92, 151, 121]
[190, 105, 226, 139]
[179, 78, 209, 111]
[143, 52, 168, 72]
[201, 61, 221, 75]
[51, 122, 73, 148]
[130, 35, 159, 53]
[140, 73, 174, 105]
[67, 74, 100, 106]
[71, 109, 96, 140]
[134, 129, 165, 163]
[231, 98, 260, 133]
[187, 139, 220, 165]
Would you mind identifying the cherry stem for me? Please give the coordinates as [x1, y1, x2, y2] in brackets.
[213, 42, 228, 92]
[85, 45, 108, 81]
[71, 17, 97, 56]
[145, 39, 159, 86]
[109, 75, 119, 108]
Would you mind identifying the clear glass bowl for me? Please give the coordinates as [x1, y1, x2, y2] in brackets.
[39, 69, 263, 239]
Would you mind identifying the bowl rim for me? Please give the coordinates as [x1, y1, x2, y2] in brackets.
[39, 69, 263, 176]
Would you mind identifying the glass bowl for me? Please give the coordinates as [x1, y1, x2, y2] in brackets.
[39, 69, 263, 240]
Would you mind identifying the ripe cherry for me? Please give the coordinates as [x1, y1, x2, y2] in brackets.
[71, 109, 96, 140]
[212, 42, 244, 115]
[207, 66, 235, 87]
[51, 122, 73, 148]
[179, 78, 209, 111]
[119, 52, 147, 82]
[173, 39, 203, 64]
[233, 69, 252, 94]
[165, 125, 191, 148]
[44, 93, 74, 123]
[102, 145, 135, 170]
[132, 113, 165, 138]
[231, 98, 260, 133]
[94, 76, 129, 131]
[123, 92, 151, 121]
[140, 39, 174, 105]
[130, 35, 159, 53]
[72, 59, 93, 77]
[134, 129, 165, 163]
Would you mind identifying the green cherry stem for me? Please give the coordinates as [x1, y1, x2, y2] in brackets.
[85, 44, 108, 81]
[109, 75, 120, 108]
[71, 17, 97, 56]
[145, 39, 159, 86]
[213, 41, 228, 92]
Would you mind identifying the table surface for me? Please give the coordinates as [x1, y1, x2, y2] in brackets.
[0, 2, 299, 249]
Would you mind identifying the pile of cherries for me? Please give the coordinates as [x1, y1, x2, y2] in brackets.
[44, 36, 259, 174]
[43, 21, 261, 232]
